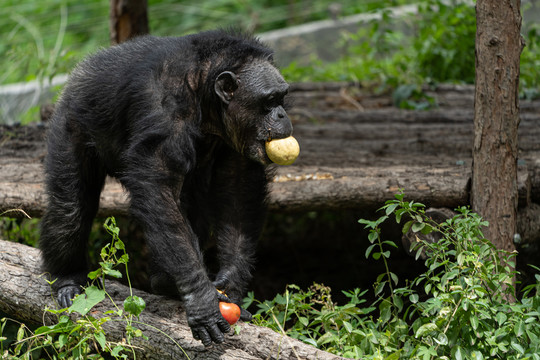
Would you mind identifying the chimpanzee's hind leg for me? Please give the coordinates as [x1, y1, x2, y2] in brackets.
[40, 122, 106, 308]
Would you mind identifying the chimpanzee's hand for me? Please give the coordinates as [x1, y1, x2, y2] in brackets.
[183, 286, 231, 346]
[213, 276, 252, 322]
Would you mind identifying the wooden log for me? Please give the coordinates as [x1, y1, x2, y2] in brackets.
[0, 239, 343, 360]
[0, 163, 472, 217]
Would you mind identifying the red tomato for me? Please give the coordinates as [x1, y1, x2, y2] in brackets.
[219, 302, 241, 325]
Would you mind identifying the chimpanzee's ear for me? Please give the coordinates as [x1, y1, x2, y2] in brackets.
[215, 71, 238, 104]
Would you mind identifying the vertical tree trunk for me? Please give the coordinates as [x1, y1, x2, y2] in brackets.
[472, 0, 523, 253]
[110, 0, 149, 45]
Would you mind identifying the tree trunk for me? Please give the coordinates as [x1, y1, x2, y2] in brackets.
[110, 0, 149, 45]
[471, 0, 523, 253]
[0, 239, 343, 360]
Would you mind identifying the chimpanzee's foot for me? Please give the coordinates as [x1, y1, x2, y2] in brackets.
[57, 285, 82, 308]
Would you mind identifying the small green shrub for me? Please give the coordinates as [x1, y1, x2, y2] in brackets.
[0, 217, 148, 359]
[251, 193, 540, 359]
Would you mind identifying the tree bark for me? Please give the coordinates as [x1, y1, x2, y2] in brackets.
[110, 0, 149, 45]
[0, 239, 343, 360]
[471, 0, 523, 253]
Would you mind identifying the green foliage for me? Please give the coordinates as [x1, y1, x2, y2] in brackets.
[282, 0, 540, 101]
[412, 0, 476, 84]
[520, 23, 540, 100]
[0, 217, 148, 359]
[252, 193, 540, 359]
[0, 215, 40, 247]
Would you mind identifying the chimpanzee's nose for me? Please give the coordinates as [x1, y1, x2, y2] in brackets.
[270, 107, 292, 140]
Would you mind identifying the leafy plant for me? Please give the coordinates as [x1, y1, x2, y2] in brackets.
[251, 193, 540, 359]
[0, 217, 148, 359]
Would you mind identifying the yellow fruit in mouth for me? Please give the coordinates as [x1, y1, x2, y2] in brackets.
[265, 136, 300, 165]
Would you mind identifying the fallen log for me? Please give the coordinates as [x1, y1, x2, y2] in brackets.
[0, 239, 344, 360]
[3, 162, 538, 217]
[1, 162, 472, 217]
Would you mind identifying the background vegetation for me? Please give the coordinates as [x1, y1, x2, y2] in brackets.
[1, 0, 539, 122]
[0, 0, 408, 85]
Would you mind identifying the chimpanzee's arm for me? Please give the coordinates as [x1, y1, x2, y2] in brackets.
[209, 147, 269, 307]
[120, 134, 230, 346]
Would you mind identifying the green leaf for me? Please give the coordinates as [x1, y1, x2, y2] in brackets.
[453, 346, 464, 360]
[375, 281, 386, 296]
[393, 295, 403, 312]
[124, 295, 146, 318]
[115, 239, 125, 250]
[111, 346, 124, 356]
[69, 285, 106, 316]
[409, 293, 419, 304]
[365, 244, 377, 259]
[415, 323, 438, 338]
[514, 320, 525, 337]
[402, 220, 414, 234]
[385, 203, 398, 216]
[511, 342, 524, 354]
[368, 231, 379, 243]
[118, 253, 129, 264]
[415, 246, 424, 260]
[395, 209, 404, 224]
[384, 350, 402, 360]
[496, 312, 507, 326]
[94, 331, 107, 351]
[389, 272, 399, 286]
[379, 299, 392, 324]
[58, 333, 68, 349]
[471, 350, 484, 360]
[434, 332, 448, 346]
[412, 222, 426, 233]
[87, 269, 102, 280]
[103, 268, 123, 279]
[420, 224, 434, 235]
[470, 315, 479, 330]
[16, 325, 25, 341]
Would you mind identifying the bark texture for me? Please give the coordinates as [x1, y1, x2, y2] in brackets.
[110, 0, 149, 45]
[472, 0, 523, 252]
[0, 239, 343, 360]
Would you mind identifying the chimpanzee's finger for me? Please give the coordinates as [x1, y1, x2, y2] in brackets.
[216, 291, 230, 302]
[240, 307, 253, 322]
[194, 327, 212, 347]
[207, 322, 226, 344]
[217, 317, 231, 333]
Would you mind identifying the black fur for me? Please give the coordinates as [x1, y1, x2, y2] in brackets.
[39, 29, 292, 346]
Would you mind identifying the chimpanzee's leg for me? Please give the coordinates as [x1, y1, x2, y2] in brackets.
[209, 147, 269, 308]
[40, 120, 106, 308]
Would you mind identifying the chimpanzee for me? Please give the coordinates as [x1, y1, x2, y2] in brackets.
[39, 29, 293, 346]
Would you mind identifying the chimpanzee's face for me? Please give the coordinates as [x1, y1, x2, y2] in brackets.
[214, 60, 292, 164]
